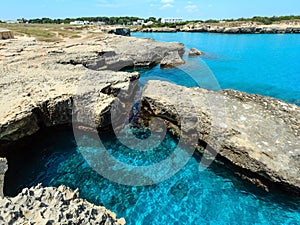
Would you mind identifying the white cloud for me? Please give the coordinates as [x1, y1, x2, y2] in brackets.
[160, 3, 174, 10]
[161, 0, 174, 3]
[185, 4, 198, 12]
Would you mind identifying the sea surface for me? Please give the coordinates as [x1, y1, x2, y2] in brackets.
[5, 33, 300, 225]
[133, 32, 300, 105]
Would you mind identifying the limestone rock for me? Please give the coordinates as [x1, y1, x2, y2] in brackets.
[188, 48, 202, 56]
[140, 23, 300, 34]
[0, 28, 14, 39]
[56, 35, 185, 71]
[109, 28, 131, 36]
[142, 80, 300, 195]
[0, 184, 125, 225]
[0, 34, 183, 147]
[160, 51, 185, 68]
[0, 158, 7, 197]
[0, 30, 184, 222]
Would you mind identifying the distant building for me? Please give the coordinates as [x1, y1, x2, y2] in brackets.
[144, 21, 154, 26]
[136, 20, 145, 25]
[95, 21, 106, 26]
[161, 18, 183, 24]
[5, 20, 19, 24]
[70, 21, 90, 25]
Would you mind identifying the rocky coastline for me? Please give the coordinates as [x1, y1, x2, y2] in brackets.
[0, 33, 184, 223]
[0, 184, 125, 225]
[141, 81, 300, 195]
[131, 21, 300, 34]
[0, 28, 300, 223]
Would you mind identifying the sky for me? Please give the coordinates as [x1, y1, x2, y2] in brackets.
[1, 0, 300, 21]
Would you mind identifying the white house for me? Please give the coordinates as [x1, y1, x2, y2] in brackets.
[70, 21, 90, 25]
[5, 20, 19, 24]
[161, 18, 183, 24]
[144, 21, 154, 26]
[137, 20, 145, 25]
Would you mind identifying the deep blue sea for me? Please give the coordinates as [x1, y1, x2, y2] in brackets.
[5, 33, 300, 225]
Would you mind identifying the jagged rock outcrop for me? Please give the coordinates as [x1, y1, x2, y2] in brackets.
[188, 48, 202, 56]
[0, 64, 139, 144]
[142, 81, 300, 195]
[55, 35, 185, 70]
[0, 28, 14, 39]
[0, 158, 7, 197]
[0, 35, 185, 148]
[0, 34, 186, 219]
[0, 184, 125, 225]
[160, 51, 185, 68]
[109, 28, 131, 36]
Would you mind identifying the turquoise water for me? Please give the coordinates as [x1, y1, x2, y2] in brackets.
[5, 129, 300, 225]
[133, 32, 300, 105]
[5, 33, 300, 224]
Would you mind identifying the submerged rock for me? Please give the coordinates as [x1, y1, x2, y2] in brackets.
[142, 80, 300, 195]
[188, 48, 203, 56]
[0, 184, 125, 225]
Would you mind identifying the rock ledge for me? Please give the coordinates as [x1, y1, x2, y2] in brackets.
[0, 184, 125, 225]
[142, 81, 300, 195]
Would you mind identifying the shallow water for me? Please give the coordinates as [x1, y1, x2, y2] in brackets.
[4, 33, 300, 224]
[5, 128, 300, 225]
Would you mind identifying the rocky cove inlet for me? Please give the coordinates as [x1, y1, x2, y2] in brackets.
[0, 31, 299, 224]
[4, 127, 300, 225]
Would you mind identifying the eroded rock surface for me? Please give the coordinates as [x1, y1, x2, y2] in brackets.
[188, 48, 202, 56]
[0, 35, 184, 147]
[0, 34, 185, 221]
[0, 184, 125, 225]
[0, 28, 14, 40]
[0, 63, 139, 144]
[0, 158, 7, 197]
[160, 51, 185, 68]
[55, 35, 185, 70]
[142, 81, 300, 195]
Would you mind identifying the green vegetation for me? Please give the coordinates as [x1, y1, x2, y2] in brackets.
[223, 15, 300, 25]
[16, 17, 144, 25]
[142, 22, 189, 28]
[0, 23, 84, 42]
[1, 15, 299, 41]
[5, 15, 298, 27]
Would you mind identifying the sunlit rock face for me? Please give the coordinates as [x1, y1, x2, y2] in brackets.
[142, 80, 300, 195]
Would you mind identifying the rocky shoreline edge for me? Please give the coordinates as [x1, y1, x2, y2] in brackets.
[141, 81, 300, 196]
[0, 32, 299, 223]
[0, 184, 125, 224]
[0, 33, 185, 224]
[131, 21, 300, 34]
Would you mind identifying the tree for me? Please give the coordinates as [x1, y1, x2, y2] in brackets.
[148, 17, 157, 22]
